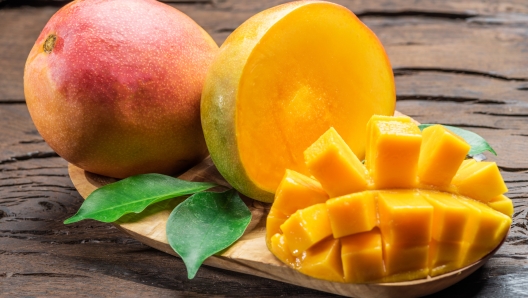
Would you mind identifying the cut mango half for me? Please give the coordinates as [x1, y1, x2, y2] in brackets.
[201, 1, 395, 202]
[266, 116, 512, 283]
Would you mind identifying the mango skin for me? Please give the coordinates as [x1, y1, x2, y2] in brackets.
[24, 0, 219, 178]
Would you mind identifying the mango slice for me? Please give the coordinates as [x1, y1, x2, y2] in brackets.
[201, 1, 395, 202]
[266, 116, 512, 283]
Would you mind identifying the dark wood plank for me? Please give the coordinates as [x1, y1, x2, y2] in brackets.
[1, 0, 528, 296]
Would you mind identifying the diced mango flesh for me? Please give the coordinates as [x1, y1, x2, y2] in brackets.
[266, 117, 511, 283]
[299, 237, 344, 282]
[366, 116, 422, 189]
[378, 190, 433, 246]
[327, 192, 377, 238]
[280, 203, 332, 256]
[273, 169, 329, 217]
[452, 162, 508, 202]
[488, 195, 514, 217]
[305, 127, 368, 197]
[418, 125, 470, 186]
[341, 230, 385, 282]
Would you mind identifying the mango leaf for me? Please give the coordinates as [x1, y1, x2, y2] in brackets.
[64, 174, 216, 224]
[418, 124, 497, 156]
[166, 189, 251, 279]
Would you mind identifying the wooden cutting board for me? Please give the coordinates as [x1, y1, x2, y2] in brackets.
[67, 145, 504, 298]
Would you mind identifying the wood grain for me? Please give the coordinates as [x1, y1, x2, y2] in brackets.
[67, 155, 505, 298]
[1, 0, 528, 297]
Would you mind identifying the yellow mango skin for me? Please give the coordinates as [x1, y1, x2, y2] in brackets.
[305, 127, 368, 198]
[327, 192, 377, 238]
[280, 203, 332, 256]
[341, 230, 385, 283]
[367, 117, 422, 189]
[418, 125, 471, 186]
[201, 1, 395, 202]
[378, 191, 433, 246]
[488, 195, 514, 217]
[452, 161, 508, 203]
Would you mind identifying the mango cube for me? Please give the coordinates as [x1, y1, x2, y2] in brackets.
[365, 115, 412, 170]
[304, 127, 368, 197]
[327, 191, 377, 238]
[299, 238, 344, 282]
[458, 197, 512, 265]
[429, 240, 465, 277]
[378, 191, 433, 245]
[269, 233, 296, 267]
[341, 230, 385, 282]
[422, 191, 470, 243]
[280, 203, 332, 256]
[366, 116, 422, 188]
[452, 161, 508, 202]
[418, 125, 470, 186]
[273, 169, 329, 216]
[488, 195, 514, 218]
[266, 208, 288, 241]
[383, 242, 429, 279]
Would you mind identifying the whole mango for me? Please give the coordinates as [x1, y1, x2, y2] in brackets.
[24, 0, 218, 178]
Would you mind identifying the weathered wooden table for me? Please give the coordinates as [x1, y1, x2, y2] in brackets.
[1, 0, 527, 297]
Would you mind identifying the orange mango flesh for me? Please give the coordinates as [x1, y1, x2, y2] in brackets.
[366, 115, 422, 189]
[488, 195, 514, 217]
[201, 1, 395, 202]
[327, 192, 377, 238]
[304, 127, 368, 198]
[418, 125, 471, 186]
[266, 116, 512, 283]
[280, 203, 333, 257]
[452, 161, 508, 202]
[341, 230, 385, 282]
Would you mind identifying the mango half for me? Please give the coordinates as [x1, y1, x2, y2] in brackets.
[266, 116, 512, 283]
[201, 1, 395, 202]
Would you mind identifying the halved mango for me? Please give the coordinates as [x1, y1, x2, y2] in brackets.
[201, 1, 395, 202]
[266, 116, 511, 283]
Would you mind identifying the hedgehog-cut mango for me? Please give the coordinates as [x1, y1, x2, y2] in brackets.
[266, 116, 512, 283]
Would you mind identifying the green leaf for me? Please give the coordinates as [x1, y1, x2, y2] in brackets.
[166, 189, 251, 279]
[64, 174, 216, 224]
[418, 124, 497, 156]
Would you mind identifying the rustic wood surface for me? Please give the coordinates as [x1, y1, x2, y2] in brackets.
[1, 0, 527, 297]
